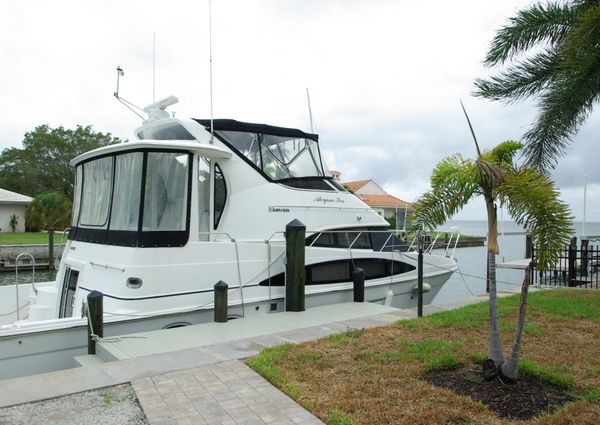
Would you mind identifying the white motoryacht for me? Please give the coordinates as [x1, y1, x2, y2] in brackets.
[0, 97, 457, 378]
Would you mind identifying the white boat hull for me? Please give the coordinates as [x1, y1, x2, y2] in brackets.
[0, 263, 452, 379]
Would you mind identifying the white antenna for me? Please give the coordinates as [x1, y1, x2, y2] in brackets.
[153, 32, 156, 103]
[209, 0, 214, 143]
[306, 88, 314, 133]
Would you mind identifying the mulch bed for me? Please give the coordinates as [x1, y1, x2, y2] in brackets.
[424, 364, 578, 420]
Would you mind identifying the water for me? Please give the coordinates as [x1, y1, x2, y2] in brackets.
[0, 268, 57, 286]
[432, 220, 600, 303]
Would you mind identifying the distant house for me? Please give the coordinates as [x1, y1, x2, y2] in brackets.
[0, 188, 33, 232]
[343, 179, 412, 229]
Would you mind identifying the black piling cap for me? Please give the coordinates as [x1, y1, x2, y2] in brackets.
[352, 267, 365, 278]
[88, 290, 103, 301]
[214, 280, 229, 292]
[286, 218, 306, 231]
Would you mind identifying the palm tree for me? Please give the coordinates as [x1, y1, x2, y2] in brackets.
[410, 140, 572, 380]
[473, 0, 600, 170]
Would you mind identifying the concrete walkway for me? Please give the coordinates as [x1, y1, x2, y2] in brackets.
[0, 289, 526, 424]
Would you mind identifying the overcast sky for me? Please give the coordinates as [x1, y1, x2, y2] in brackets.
[1, 0, 598, 223]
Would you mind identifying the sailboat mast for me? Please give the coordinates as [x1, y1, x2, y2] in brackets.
[209, 0, 214, 143]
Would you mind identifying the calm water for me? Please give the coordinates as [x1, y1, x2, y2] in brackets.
[0, 268, 57, 286]
[432, 220, 600, 303]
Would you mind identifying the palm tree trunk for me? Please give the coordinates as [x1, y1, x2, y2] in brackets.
[486, 198, 504, 366]
[501, 263, 532, 381]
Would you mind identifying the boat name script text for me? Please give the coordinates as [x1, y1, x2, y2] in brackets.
[313, 196, 345, 205]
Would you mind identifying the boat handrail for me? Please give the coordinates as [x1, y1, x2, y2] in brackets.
[428, 233, 441, 254]
[407, 231, 460, 259]
[14, 252, 36, 321]
[89, 261, 126, 272]
[55, 227, 71, 269]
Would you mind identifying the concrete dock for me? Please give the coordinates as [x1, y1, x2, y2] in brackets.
[0, 290, 524, 424]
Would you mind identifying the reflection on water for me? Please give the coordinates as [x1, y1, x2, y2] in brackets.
[0, 268, 57, 286]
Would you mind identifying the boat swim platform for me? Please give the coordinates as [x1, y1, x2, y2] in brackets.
[95, 302, 403, 362]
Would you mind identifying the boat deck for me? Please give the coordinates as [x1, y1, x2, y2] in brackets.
[96, 302, 401, 361]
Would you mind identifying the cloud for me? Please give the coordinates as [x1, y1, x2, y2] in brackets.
[0, 0, 597, 222]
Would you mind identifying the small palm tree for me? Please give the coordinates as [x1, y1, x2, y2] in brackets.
[474, 0, 600, 170]
[410, 140, 572, 380]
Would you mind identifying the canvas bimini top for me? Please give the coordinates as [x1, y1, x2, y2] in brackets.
[194, 119, 319, 141]
[194, 118, 339, 191]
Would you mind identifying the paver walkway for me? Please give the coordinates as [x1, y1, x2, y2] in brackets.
[133, 360, 323, 425]
[0, 290, 531, 423]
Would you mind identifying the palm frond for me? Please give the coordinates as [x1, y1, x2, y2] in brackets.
[487, 140, 523, 167]
[474, 158, 506, 189]
[410, 155, 478, 233]
[501, 168, 573, 271]
[485, 1, 577, 66]
[523, 44, 600, 170]
[474, 50, 559, 102]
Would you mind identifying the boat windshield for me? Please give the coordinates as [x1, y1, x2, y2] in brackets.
[216, 130, 325, 180]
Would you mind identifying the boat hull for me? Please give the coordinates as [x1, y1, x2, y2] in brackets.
[0, 266, 452, 380]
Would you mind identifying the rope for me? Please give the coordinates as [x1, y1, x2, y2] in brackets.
[0, 301, 30, 317]
[84, 302, 146, 343]
[419, 256, 525, 287]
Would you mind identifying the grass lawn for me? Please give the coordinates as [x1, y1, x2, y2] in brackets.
[247, 289, 600, 424]
[0, 232, 66, 245]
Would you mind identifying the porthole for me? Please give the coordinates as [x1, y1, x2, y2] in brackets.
[126, 277, 143, 289]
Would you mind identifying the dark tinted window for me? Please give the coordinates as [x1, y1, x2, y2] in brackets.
[258, 259, 415, 286]
[371, 231, 407, 252]
[306, 228, 372, 249]
[138, 124, 195, 140]
[214, 164, 227, 229]
[278, 178, 335, 191]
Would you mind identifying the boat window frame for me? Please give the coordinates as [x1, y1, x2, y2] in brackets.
[69, 148, 193, 248]
[258, 258, 416, 287]
[78, 156, 114, 228]
[59, 266, 80, 318]
[213, 162, 227, 230]
[209, 129, 338, 192]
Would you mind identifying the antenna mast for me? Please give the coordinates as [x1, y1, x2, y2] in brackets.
[153, 32, 156, 103]
[113, 66, 146, 121]
[209, 0, 214, 143]
[306, 88, 314, 133]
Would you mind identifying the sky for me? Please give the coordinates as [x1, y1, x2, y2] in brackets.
[1, 0, 598, 223]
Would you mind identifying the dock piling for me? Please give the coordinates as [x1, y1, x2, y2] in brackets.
[568, 237, 577, 286]
[417, 247, 424, 317]
[352, 267, 365, 302]
[48, 227, 54, 270]
[214, 281, 228, 322]
[87, 291, 103, 355]
[285, 219, 306, 312]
